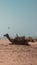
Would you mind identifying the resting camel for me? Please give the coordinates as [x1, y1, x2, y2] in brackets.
[3, 33, 29, 46]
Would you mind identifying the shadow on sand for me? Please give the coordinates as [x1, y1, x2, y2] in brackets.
[9, 41, 30, 46]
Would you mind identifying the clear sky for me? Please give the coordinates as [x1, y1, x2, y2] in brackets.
[0, 0, 37, 38]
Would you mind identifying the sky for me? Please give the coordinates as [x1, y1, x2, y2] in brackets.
[0, 0, 37, 38]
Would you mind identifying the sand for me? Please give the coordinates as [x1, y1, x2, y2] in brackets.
[0, 39, 37, 65]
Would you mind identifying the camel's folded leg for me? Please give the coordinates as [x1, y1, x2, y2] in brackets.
[9, 42, 14, 45]
[24, 40, 30, 46]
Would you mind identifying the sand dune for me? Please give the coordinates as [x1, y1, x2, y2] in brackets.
[0, 40, 37, 65]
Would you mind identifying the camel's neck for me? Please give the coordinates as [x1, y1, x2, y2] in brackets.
[6, 35, 13, 42]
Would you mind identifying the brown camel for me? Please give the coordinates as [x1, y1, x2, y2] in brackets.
[3, 33, 29, 46]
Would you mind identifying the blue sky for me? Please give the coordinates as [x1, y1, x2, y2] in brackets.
[0, 0, 37, 38]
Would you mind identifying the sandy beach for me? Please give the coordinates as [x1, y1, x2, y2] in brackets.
[0, 39, 37, 65]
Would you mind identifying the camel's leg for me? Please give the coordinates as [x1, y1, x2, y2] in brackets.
[9, 42, 14, 45]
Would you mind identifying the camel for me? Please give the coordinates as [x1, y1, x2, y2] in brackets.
[3, 33, 29, 46]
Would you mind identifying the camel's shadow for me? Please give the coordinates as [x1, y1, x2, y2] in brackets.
[9, 42, 30, 46]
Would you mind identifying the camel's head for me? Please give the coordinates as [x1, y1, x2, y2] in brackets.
[4, 33, 9, 37]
